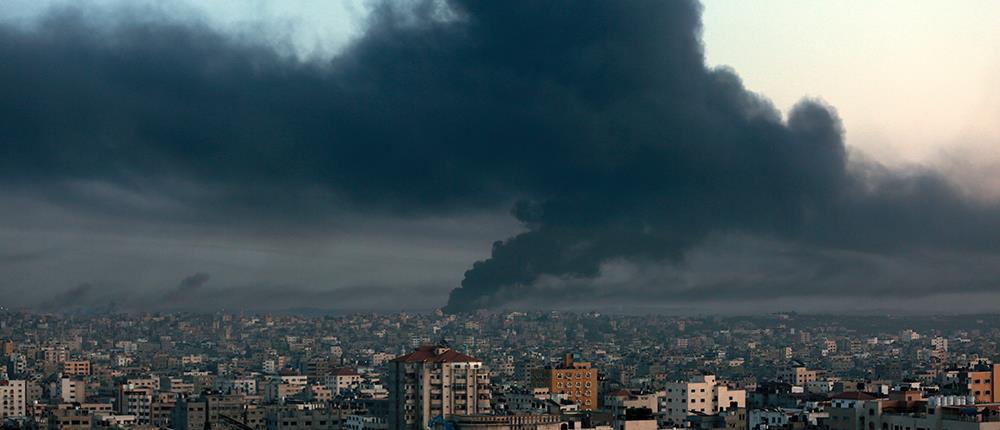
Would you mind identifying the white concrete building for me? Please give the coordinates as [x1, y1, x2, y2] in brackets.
[662, 374, 745, 426]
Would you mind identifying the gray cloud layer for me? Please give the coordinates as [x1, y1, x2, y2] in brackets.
[2, 1, 1000, 313]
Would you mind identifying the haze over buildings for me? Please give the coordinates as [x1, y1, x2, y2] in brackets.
[4, 4, 1000, 426]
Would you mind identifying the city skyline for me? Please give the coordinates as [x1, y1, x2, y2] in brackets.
[0, 309, 999, 429]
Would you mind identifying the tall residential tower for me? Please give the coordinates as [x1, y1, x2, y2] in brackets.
[388, 342, 492, 430]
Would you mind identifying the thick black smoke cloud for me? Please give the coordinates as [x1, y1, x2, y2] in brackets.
[2, 1, 1000, 312]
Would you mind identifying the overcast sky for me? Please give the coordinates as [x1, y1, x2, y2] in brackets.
[2, 0, 999, 314]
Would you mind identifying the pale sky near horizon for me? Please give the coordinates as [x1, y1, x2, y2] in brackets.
[701, 0, 1000, 183]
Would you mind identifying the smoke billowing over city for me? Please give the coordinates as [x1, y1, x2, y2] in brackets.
[6, 2, 1000, 430]
[2, 0, 1000, 314]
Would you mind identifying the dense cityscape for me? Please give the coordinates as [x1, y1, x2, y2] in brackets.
[4, 0, 1000, 430]
[3, 311, 1000, 430]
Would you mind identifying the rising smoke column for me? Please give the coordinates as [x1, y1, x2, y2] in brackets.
[438, 1, 1000, 311]
[1, 1, 999, 312]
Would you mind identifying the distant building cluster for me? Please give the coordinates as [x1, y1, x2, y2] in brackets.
[1, 311, 1000, 430]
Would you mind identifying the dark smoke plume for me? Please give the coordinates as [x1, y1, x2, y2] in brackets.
[164, 273, 211, 303]
[41, 283, 95, 310]
[1, 1, 999, 312]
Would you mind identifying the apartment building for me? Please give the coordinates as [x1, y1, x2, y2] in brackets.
[0, 380, 26, 418]
[47, 407, 92, 430]
[172, 394, 265, 430]
[217, 377, 257, 396]
[265, 376, 308, 404]
[150, 393, 177, 429]
[607, 390, 659, 430]
[58, 379, 86, 404]
[327, 368, 363, 393]
[827, 394, 1000, 430]
[531, 353, 599, 410]
[93, 413, 138, 428]
[388, 342, 491, 430]
[777, 363, 818, 387]
[961, 364, 1000, 403]
[117, 383, 153, 424]
[690, 407, 747, 430]
[42, 347, 68, 365]
[828, 391, 878, 430]
[61, 361, 90, 377]
[269, 407, 343, 430]
[345, 414, 389, 430]
[448, 414, 564, 430]
[662, 373, 746, 426]
[171, 397, 207, 430]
